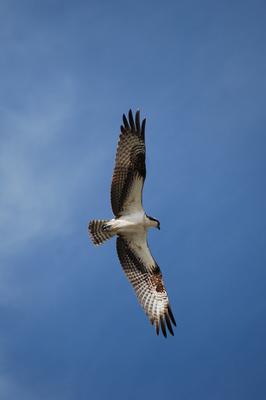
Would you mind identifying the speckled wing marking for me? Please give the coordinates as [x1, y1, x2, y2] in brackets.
[116, 235, 176, 337]
[111, 109, 146, 217]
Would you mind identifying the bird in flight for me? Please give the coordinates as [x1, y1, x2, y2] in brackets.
[88, 110, 176, 337]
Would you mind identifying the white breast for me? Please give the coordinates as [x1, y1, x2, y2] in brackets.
[110, 210, 145, 233]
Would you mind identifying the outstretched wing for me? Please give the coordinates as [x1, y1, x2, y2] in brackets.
[111, 109, 146, 217]
[116, 234, 176, 337]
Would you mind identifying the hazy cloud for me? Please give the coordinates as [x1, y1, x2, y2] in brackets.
[0, 78, 105, 255]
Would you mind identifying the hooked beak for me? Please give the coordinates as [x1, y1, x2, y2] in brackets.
[157, 224, 160, 230]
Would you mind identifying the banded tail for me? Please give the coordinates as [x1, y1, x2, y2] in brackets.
[88, 219, 115, 245]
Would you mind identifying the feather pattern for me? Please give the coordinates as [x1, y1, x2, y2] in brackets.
[116, 235, 176, 337]
[111, 110, 146, 217]
[89, 109, 176, 337]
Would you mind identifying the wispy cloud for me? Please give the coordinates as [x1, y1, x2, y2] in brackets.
[0, 375, 26, 400]
[0, 79, 104, 256]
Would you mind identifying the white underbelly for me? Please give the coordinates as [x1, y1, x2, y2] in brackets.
[110, 211, 145, 233]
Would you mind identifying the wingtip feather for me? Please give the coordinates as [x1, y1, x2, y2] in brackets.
[168, 305, 176, 327]
[160, 315, 167, 338]
[156, 320, 159, 335]
[128, 109, 135, 131]
[135, 110, 140, 132]
[165, 313, 174, 336]
[122, 114, 129, 129]
[141, 118, 146, 140]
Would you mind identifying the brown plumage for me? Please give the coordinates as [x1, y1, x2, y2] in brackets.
[88, 220, 115, 245]
[116, 235, 176, 338]
[88, 110, 176, 337]
[111, 110, 146, 217]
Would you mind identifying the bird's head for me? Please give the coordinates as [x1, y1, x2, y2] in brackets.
[147, 215, 160, 230]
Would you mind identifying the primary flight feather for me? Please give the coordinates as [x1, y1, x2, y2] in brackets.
[88, 110, 176, 337]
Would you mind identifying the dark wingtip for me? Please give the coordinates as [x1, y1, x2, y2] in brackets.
[160, 315, 167, 338]
[168, 305, 176, 327]
[135, 110, 140, 132]
[165, 313, 174, 336]
[156, 320, 159, 335]
[141, 118, 146, 140]
[128, 109, 135, 131]
[122, 113, 129, 129]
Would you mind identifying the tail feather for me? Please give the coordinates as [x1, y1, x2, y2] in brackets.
[88, 219, 115, 245]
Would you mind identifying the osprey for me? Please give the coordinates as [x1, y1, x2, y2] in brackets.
[88, 110, 176, 337]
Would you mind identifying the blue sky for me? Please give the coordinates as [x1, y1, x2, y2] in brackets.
[1, 0, 266, 399]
